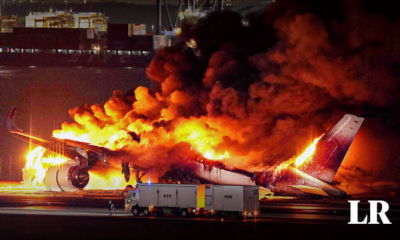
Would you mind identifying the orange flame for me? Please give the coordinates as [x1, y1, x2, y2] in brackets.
[23, 146, 68, 187]
[21, 146, 138, 190]
[294, 136, 322, 167]
[186, 39, 197, 48]
[175, 27, 182, 35]
[85, 171, 137, 190]
[270, 135, 322, 179]
[20, 126, 322, 191]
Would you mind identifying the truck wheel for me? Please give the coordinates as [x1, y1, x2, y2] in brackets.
[132, 208, 139, 216]
[181, 209, 188, 218]
[206, 212, 212, 219]
[143, 208, 150, 216]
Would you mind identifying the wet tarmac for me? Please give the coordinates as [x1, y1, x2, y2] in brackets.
[0, 192, 399, 239]
[0, 207, 398, 240]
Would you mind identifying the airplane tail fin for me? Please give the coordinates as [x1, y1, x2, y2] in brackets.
[298, 114, 364, 183]
[5, 107, 23, 133]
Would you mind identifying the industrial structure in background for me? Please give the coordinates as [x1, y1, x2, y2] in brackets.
[0, 0, 257, 67]
[0, 15, 18, 32]
[0, 0, 270, 67]
[25, 11, 108, 31]
[0, 9, 173, 67]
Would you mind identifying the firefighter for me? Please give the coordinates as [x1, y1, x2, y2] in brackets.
[108, 200, 114, 216]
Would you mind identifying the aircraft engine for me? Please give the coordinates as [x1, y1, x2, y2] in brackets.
[43, 161, 89, 191]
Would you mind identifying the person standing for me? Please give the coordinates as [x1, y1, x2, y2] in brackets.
[109, 200, 114, 216]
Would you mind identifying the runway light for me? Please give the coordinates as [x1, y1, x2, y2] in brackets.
[175, 27, 181, 35]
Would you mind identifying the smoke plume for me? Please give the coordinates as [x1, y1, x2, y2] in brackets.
[55, 0, 400, 187]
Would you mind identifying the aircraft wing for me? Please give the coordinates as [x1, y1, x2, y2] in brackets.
[5, 107, 111, 167]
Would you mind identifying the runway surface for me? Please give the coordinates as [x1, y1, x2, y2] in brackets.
[0, 206, 398, 240]
[0, 205, 352, 222]
[1, 193, 400, 221]
[1, 190, 400, 239]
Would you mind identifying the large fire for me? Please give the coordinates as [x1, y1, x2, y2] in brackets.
[21, 146, 139, 190]
[23, 147, 68, 187]
[17, 132, 321, 190]
[268, 136, 322, 179]
[1, 1, 398, 196]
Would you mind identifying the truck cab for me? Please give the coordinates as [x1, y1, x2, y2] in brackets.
[125, 190, 139, 213]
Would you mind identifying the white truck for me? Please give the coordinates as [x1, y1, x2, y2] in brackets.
[205, 185, 260, 219]
[125, 183, 260, 219]
[124, 183, 205, 217]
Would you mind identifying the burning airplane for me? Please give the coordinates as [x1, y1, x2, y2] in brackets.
[5, 106, 362, 198]
[1, 0, 398, 199]
[162, 113, 364, 198]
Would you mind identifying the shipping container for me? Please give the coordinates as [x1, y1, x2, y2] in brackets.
[10, 27, 92, 50]
[107, 23, 129, 50]
[125, 183, 259, 219]
[128, 35, 153, 51]
[57, 28, 81, 50]
[153, 35, 167, 51]
[205, 185, 259, 219]
[125, 183, 205, 217]
[12, 28, 35, 48]
[34, 28, 59, 49]
[128, 23, 146, 36]
[0, 33, 13, 48]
